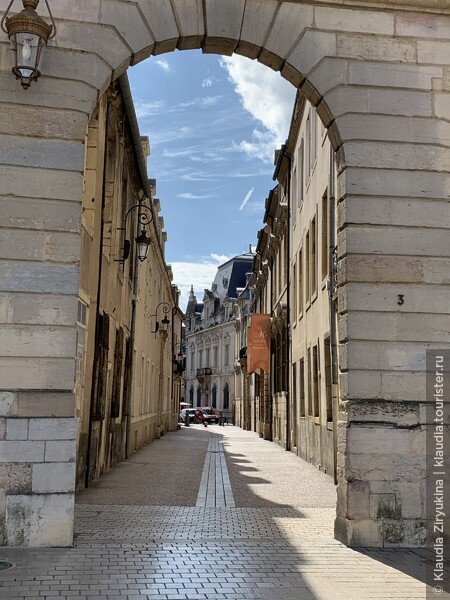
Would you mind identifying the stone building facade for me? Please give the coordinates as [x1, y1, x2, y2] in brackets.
[184, 253, 254, 420]
[77, 75, 182, 490]
[0, 0, 448, 548]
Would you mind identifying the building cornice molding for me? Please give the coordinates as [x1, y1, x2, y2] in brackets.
[287, 0, 450, 14]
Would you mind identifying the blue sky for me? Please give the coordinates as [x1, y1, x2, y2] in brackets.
[128, 50, 296, 309]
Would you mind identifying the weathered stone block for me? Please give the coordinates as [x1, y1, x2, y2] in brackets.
[0, 392, 17, 417]
[290, 30, 338, 77]
[348, 480, 370, 519]
[6, 419, 28, 441]
[383, 519, 427, 548]
[368, 88, 432, 117]
[3, 293, 78, 326]
[18, 392, 75, 418]
[349, 61, 442, 90]
[28, 418, 76, 441]
[0, 135, 84, 172]
[0, 441, 45, 463]
[418, 40, 450, 65]
[5, 493, 74, 546]
[100, 1, 154, 55]
[0, 198, 81, 234]
[370, 493, 400, 520]
[139, 0, 179, 42]
[316, 6, 394, 35]
[32, 463, 76, 493]
[265, 3, 313, 60]
[173, 0, 204, 40]
[0, 105, 88, 141]
[0, 164, 83, 202]
[337, 33, 416, 63]
[240, 0, 277, 49]
[348, 426, 411, 454]
[0, 419, 5, 441]
[0, 464, 31, 494]
[45, 441, 77, 463]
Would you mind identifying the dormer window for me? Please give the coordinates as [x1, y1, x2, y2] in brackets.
[222, 277, 228, 288]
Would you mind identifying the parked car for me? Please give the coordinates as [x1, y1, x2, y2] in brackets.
[179, 408, 196, 423]
[200, 407, 219, 424]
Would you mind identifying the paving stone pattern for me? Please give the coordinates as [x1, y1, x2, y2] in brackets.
[0, 426, 437, 599]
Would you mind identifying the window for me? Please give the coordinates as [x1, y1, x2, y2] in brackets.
[196, 386, 202, 407]
[110, 327, 124, 418]
[312, 344, 320, 419]
[205, 348, 210, 367]
[324, 337, 332, 422]
[322, 190, 329, 281]
[299, 357, 305, 418]
[198, 349, 203, 369]
[292, 164, 297, 226]
[224, 344, 229, 366]
[305, 114, 311, 181]
[292, 261, 297, 322]
[189, 385, 194, 405]
[292, 362, 298, 445]
[311, 110, 317, 171]
[311, 215, 317, 297]
[305, 232, 310, 301]
[298, 248, 303, 316]
[223, 383, 230, 410]
[298, 141, 304, 209]
[212, 384, 217, 408]
[307, 347, 312, 416]
[213, 346, 218, 367]
[190, 351, 195, 375]
[91, 312, 109, 421]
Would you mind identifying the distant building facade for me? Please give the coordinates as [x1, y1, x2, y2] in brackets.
[184, 252, 254, 419]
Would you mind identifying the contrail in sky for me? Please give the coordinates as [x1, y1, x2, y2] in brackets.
[239, 187, 254, 211]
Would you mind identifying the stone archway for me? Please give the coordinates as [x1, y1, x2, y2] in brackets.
[0, 0, 449, 547]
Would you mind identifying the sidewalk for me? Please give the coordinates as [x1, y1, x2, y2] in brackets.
[0, 425, 436, 599]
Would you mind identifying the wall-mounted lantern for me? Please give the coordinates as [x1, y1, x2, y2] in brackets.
[117, 202, 153, 264]
[1, 0, 56, 90]
[151, 302, 173, 338]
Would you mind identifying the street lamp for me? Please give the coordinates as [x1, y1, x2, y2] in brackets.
[1, 0, 56, 90]
[117, 202, 153, 264]
[151, 302, 172, 337]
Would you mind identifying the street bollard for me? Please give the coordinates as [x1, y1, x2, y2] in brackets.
[185, 412, 190, 427]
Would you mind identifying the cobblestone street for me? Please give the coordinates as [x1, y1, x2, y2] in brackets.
[0, 426, 436, 599]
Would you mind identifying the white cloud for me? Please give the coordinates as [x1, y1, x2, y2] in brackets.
[171, 254, 231, 310]
[220, 55, 296, 163]
[177, 192, 214, 199]
[134, 99, 166, 118]
[155, 59, 171, 72]
[239, 187, 255, 211]
[210, 253, 231, 264]
[179, 95, 222, 109]
[202, 77, 213, 88]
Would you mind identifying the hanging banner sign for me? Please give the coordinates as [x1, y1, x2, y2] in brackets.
[247, 314, 270, 374]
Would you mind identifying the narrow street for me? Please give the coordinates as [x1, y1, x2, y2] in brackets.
[0, 426, 433, 599]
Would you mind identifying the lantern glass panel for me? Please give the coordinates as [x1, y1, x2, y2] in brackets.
[15, 32, 41, 77]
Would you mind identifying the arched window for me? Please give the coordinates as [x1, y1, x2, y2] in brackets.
[189, 385, 194, 405]
[212, 384, 217, 409]
[196, 386, 202, 407]
[223, 383, 229, 410]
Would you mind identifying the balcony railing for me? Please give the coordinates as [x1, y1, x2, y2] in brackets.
[196, 367, 212, 377]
